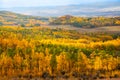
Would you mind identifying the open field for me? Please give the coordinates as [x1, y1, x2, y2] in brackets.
[47, 25, 120, 32]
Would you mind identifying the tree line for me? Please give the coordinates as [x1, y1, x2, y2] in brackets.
[50, 15, 120, 28]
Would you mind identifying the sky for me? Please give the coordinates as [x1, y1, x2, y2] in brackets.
[0, 0, 120, 8]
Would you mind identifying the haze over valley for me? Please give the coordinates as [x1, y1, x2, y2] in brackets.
[0, 0, 120, 17]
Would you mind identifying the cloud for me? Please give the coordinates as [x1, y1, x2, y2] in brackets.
[99, 7, 120, 12]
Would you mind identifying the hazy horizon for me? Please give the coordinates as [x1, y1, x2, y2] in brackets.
[0, 0, 120, 17]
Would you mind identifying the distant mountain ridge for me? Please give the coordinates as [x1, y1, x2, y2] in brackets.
[0, 1, 120, 17]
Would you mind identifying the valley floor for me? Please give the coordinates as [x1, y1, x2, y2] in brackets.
[47, 25, 120, 33]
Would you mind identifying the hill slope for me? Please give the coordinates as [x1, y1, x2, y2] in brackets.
[0, 11, 48, 26]
[50, 15, 120, 28]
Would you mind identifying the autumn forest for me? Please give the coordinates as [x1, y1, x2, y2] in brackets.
[0, 24, 120, 80]
[0, 7, 120, 80]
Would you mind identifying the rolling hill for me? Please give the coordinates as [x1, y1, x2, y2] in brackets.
[0, 11, 48, 26]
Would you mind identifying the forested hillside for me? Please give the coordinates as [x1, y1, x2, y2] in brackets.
[0, 26, 120, 79]
[50, 15, 120, 28]
[0, 11, 48, 27]
[1, 11, 120, 28]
